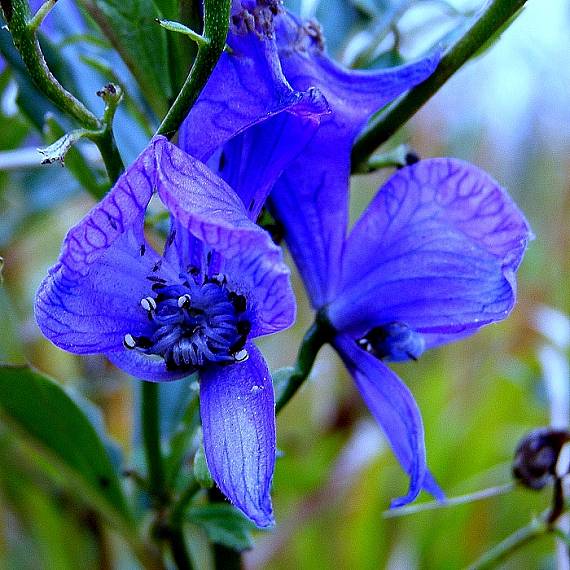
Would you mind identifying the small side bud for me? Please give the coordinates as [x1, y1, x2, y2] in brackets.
[512, 428, 570, 490]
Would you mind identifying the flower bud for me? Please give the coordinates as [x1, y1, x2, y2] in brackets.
[512, 428, 570, 490]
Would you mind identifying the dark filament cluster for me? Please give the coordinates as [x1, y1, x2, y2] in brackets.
[124, 271, 251, 372]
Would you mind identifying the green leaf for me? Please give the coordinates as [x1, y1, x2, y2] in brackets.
[0, 365, 130, 520]
[186, 504, 256, 551]
[78, 0, 171, 116]
[272, 366, 295, 405]
[165, 379, 200, 485]
[193, 439, 213, 489]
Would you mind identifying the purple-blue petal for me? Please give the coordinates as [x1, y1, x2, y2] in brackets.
[269, 131, 349, 307]
[275, 10, 440, 128]
[153, 138, 296, 337]
[106, 351, 190, 382]
[179, 6, 327, 157]
[200, 342, 276, 527]
[210, 90, 327, 220]
[34, 144, 172, 354]
[328, 158, 532, 339]
[269, 10, 439, 307]
[334, 334, 437, 506]
[36, 137, 295, 379]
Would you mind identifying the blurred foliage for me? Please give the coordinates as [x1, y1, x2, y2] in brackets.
[0, 0, 568, 568]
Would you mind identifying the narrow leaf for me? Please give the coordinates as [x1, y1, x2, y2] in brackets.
[0, 365, 130, 519]
[193, 440, 213, 489]
[78, 0, 171, 116]
[186, 504, 256, 551]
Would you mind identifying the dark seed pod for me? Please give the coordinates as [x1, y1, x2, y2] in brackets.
[512, 428, 570, 490]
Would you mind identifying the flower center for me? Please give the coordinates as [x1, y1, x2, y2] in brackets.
[357, 322, 425, 362]
[124, 272, 251, 371]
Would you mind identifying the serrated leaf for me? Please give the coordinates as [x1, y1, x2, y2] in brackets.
[0, 365, 130, 520]
[78, 0, 171, 116]
[187, 503, 256, 551]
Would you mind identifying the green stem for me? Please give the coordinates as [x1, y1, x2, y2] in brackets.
[2, 0, 99, 129]
[351, 0, 528, 172]
[166, 478, 201, 570]
[142, 382, 166, 504]
[169, 527, 194, 570]
[275, 320, 330, 414]
[468, 512, 549, 570]
[156, 0, 231, 140]
[1, 0, 125, 183]
[27, 0, 56, 32]
[91, 130, 123, 184]
[171, 477, 201, 524]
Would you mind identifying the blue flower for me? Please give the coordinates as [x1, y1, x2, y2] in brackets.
[35, 136, 296, 526]
[180, 1, 439, 225]
[273, 158, 532, 506]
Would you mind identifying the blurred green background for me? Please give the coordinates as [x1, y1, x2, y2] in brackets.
[0, 0, 568, 568]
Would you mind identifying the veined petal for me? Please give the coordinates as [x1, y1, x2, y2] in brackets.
[334, 334, 438, 506]
[153, 137, 295, 337]
[34, 144, 174, 353]
[329, 159, 532, 338]
[269, 131, 350, 308]
[211, 91, 327, 220]
[269, 10, 439, 307]
[106, 348, 192, 382]
[200, 342, 276, 527]
[275, 11, 440, 130]
[179, 4, 327, 162]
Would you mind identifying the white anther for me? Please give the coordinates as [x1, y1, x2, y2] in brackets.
[177, 294, 191, 308]
[211, 273, 226, 284]
[140, 296, 157, 311]
[123, 334, 137, 349]
[357, 338, 372, 353]
[234, 349, 249, 362]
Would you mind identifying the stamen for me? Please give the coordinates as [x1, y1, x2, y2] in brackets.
[130, 272, 251, 371]
[177, 294, 191, 308]
[234, 349, 249, 362]
[123, 334, 137, 349]
[210, 273, 226, 285]
[140, 296, 157, 311]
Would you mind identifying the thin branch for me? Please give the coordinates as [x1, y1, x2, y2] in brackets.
[351, 0, 529, 172]
[156, 0, 231, 140]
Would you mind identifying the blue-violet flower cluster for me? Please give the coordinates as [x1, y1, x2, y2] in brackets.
[35, 0, 531, 525]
